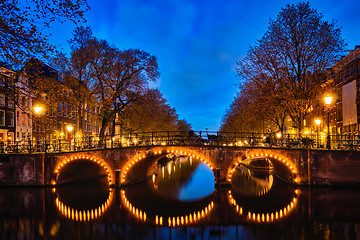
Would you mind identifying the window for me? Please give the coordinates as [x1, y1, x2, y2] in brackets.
[16, 111, 20, 125]
[8, 99, 13, 108]
[58, 102, 62, 116]
[0, 110, 4, 126]
[8, 111, 14, 127]
[0, 94, 5, 106]
[22, 113, 26, 126]
[63, 103, 67, 116]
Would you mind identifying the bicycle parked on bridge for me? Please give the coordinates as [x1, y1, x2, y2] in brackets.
[340, 135, 360, 150]
[4, 141, 25, 153]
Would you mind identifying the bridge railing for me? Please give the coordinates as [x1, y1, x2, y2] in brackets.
[0, 131, 359, 154]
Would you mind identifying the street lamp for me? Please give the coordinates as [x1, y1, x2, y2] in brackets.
[33, 104, 44, 141]
[33, 105, 44, 115]
[325, 95, 333, 150]
[66, 125, 73, 133]
[66, 125, 74, 140]
[66, 125, 74, 150]
[315, 119, 321, 148]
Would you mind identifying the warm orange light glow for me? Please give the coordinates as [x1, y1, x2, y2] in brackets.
[33, 105, 44, 115]
[54, 155, 113, 186]
[315, 119, 321, 126]
[228, 188, 298, 223]
[325, 95, 333, 105]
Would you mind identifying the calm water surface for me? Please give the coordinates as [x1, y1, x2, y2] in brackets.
[1, 156, 360, 239]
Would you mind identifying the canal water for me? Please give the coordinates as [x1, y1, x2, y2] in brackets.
[1, 155, 360, 239]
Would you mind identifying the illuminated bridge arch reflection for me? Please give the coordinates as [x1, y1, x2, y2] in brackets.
[121, 150, 216, 227]
[55, 190, 113, 222]
[53, 154, 114, 222]
[228, 154, 300, 223]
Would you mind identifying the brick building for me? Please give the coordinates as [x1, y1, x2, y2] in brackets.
[0, 66, 15, 142]
[20, 58, 101, 141]
[306, 46, 360, 143]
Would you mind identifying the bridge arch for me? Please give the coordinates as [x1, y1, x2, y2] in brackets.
[227, 151, 299, 184]
[48, 146, 302, 187]
[53, 154, 114, 186]
[120, 147, 215, 185]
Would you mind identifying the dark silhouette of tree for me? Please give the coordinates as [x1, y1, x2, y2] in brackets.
[176, 119, 192, 132]
[0, 0, 89, 68]
[118, 89, 181, 132]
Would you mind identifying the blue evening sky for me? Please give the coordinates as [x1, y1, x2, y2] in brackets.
[47, 0, 360, 131]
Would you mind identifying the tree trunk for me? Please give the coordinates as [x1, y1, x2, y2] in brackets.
[98, 109, 117, 147]
[76, 105, 83, 138]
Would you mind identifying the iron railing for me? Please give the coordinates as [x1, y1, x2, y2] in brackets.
[1, 131, 359, 154]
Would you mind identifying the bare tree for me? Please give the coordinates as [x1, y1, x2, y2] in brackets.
[234, 2, 345, 135]
[119, 89, 180, 132]
[84, 38, 160, 144]
[0, 0, 88, 68]
[52, 26, 94, 137]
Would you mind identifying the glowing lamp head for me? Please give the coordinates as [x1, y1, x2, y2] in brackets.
[276, 132, 282, 139]
[66, 125, 73, 132]
[315, 119, 321, 126]
[324, 95, 333, 105]
[34, 105, 43, 115]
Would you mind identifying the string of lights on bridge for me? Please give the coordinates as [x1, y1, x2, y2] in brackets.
[227, 152, 299, 184]
[121, 149, 214, 185]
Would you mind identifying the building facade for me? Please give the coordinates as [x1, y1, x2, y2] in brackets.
[21, 58, 101, 141]
[305, 46, 360, 143]
[0, 66, 16, 142]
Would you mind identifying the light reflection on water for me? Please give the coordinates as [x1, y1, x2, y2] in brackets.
[2, 155, 360, 239]
[231, 157, 274, 197]
[155, 155, 215, 201]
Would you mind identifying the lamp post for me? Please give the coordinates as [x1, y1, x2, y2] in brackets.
[66, 124, 74, 150]
[325, 95, 333, 150]
[66, 125, 73, 136]
[33, 104, 44, 140]
[315, 119, 321, 148]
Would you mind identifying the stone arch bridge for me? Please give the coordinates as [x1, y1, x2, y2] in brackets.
[2, 146, 360, 186]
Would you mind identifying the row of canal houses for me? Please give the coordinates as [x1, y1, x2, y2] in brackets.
[0, 58, 104, 143]
[302, 46, 360, 140]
